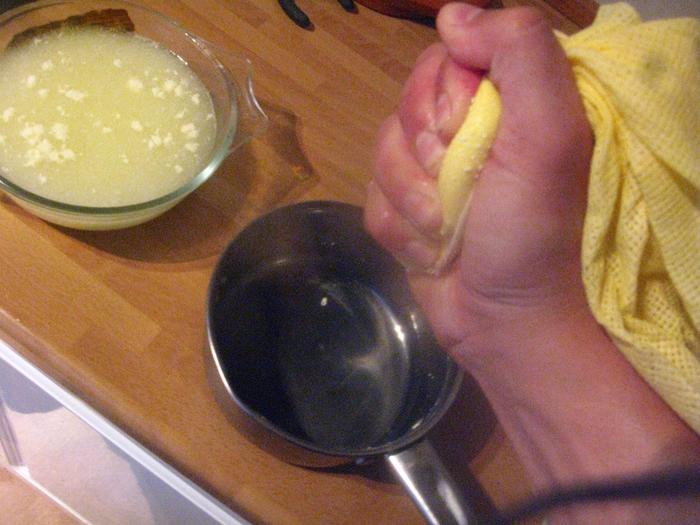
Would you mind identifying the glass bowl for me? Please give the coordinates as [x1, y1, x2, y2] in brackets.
[0, 0, 268, 230]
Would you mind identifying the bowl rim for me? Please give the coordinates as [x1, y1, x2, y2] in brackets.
[205, 200, 465, 458]
[0, 0, 236, 216]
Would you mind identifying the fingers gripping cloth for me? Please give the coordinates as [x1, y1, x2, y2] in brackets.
[435, 4, 700, 433]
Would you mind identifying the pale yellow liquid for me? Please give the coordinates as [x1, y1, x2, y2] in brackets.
[0, 27, 217, 207]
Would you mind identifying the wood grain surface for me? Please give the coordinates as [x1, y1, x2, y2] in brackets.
[0, 1, 586, 523]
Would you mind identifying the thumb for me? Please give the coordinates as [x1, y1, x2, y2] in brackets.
[436, 3, 591, 177]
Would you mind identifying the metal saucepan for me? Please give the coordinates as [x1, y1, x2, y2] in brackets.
[206, 200, 475, 524]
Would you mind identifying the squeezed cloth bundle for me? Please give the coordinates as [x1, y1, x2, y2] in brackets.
[436, 3, 700, 432]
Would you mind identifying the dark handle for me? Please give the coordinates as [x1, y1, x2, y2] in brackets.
[278, 0, 311, 28]
[337, 0, 356, 12]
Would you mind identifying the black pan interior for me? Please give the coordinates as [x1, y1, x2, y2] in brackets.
[208, 201, 460, 455]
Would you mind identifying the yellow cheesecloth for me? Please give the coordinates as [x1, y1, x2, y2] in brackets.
[437, 3, 700, 432]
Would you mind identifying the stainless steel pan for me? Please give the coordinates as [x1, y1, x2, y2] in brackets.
[206, 201, 475, 524]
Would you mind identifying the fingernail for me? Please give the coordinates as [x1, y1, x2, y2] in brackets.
[435, 93, 452, 130]
[415, 131, 445, 175]
[401, 240, 437, 269]
[404, 189, 441, 232]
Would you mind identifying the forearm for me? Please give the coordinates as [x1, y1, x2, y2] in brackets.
[454, 299, 700, 522]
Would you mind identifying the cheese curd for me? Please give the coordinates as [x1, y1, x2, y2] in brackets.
[0, 27, 217, 207]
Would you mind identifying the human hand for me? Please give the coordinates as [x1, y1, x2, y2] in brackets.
[365, 9, 700, 516]
[364, 3, 593, 367]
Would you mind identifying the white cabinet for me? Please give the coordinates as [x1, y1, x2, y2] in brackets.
[0, 339, 248, 525]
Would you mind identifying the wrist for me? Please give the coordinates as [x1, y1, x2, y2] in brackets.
[450, 297, 700, 489]
[451, 276, 593, 373]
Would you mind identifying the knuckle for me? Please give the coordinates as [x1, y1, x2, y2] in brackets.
[399, 46, 447, 134]
[373, 117, 399, 175]
[364, 185, 393, 242]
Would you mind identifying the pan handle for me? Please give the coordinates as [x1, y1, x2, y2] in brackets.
[386, 439, 476, 525]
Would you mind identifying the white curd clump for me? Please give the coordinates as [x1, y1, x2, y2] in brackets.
[0, 27, 218, 207]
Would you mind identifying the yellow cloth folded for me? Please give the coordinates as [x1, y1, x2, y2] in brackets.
[438, 3, 700, 432]
[563, 4, 700, 434]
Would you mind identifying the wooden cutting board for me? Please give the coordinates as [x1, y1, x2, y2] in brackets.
[0, 0, 590, 523]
